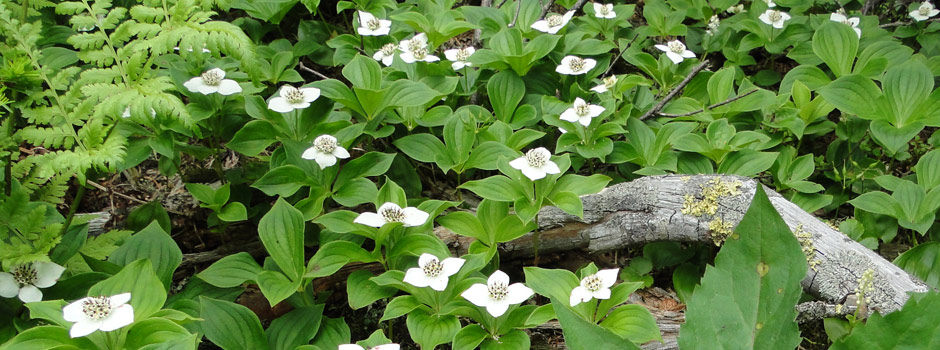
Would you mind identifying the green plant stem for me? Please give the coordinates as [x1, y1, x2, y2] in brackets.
[60, 178, 87, 237]
[4, 100, 17, 196]
[532, 183, 540, 266]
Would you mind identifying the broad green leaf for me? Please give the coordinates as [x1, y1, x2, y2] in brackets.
[480, 328, 529, 349]
[830, 291, 940, 349]
[707, 67, 736, 104]
[394, 134, 446, 164]
[218, 202, 248, 222]
[599, 304, 662, 344]
[437, 211, 489, 244]
[849, 191, 902, 217]
[406, 309, 461, 349]
[346, 270, 397, 309]
[916, 150, 940, 189]
[459, 175, 524, 202]
[107, 221, 182, 289]
[0, 326, 97, 350]
[812, 21, 858, 77]
[381, 295, 423, 321]
[125, 201, 171, 233]
[310, 317, 351, 350]
[228, 120, 278, 157]
[332, 177, 378, 207]
[869, 120, 924, 155]
[200, 297, 268, 350]
[256, 270, 300, 306]
[553, 298, 641, 350]
[488, 70, 524, 122]
[523, 267, 579, 305]
[304, 240, 374, 278]
[894, 242, 940, 289]
[258, 198, 305, 281]
[342, 55, 381, 90]
[881, 60, 933, 127]
[25, 300, 69, 327]
[818, 74, 883, 121]
[453, 324, 488, 350]
[196, 252, 263, 288]
[266, 305, 324, 350]
[90, 259, 166, 319]
[677, 186, 805, 349]
[335, 152, 396, 188]
[718, 150, 778, 177]
[252, 165, 308, 197]
[125, 318, 195, 350]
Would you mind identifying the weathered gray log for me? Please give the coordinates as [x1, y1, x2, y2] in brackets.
[445, 174, 930, 313]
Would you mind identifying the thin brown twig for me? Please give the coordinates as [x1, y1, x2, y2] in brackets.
[496, 0, 508, 8]
[602, 33, 639, 76]
[86, 180, 150, 205]
[879, 17, 940, 27]
[538, 0, 555, 20]
[639, 59, 710, 121]
[298, 61, 330, 80]
[508, 0, 523, 27]
[861, 0, 880, 15]
[657, 88, 760, 118]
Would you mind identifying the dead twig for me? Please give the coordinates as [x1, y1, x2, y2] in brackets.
[298, 61, 330, 80]
[657, 88, 760, 118]
[879, 17, 940, 27]
[86, 180, 149, 205]
[639, 59, 710, 121]
[538, 0, 554, 20]
[602, 33, 639, 76]
[508, 0, 523, 27]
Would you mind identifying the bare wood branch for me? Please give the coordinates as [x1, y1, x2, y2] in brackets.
[298, 61, 330, 80]
[474, 0, 492, 45]
[538, 0, 554, 20]
[508, 0, 523, 27]
[880, 17, 940, 27]
[861, 0, 880, 15]
[639, 60, 710, 121]
[601, 34, 639, 77]
[657, 88, 760, 118]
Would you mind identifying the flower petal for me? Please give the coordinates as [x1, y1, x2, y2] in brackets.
[404, 267, 430, 288]
[570, 286, 590, 306]
[504, 283, 534, 304]
[267, 97, 294, 113]
[589, 104, 606, 118]
[654, 44, 669, 52]
[508, 156, 529, 171]
[428, 275, 449, 291]
[582, 59, 597, 72]
[461, 283, 491, 307]
[332, 147, 350, 159]
[444, 49, 459, 61]
[207, 68, 226, 78]
[590, 84, 608, 93]
[18, 285, 42, 303]
[555, 64, 575, 75]
[0, 272, 18, 298]
[681, 50, 697, 58]
[182, 77, 205, 93]
[314, 153, 337, 169]
[197, 83, 218, 95]
[382, 55, 395, 66]
[400, 52, 417, 63]
[530, 20, 551, 33]
[110, 293, 132, 306]
[33, 262, 64, 288]
[830, 13, 846, 22]
[339, 345, 366, 350]
[217, 80, 242, 95]
[99, 304, 134, 331]
[70, 319, 103, 338]
[440, 258, 465, 277]
[666, 51, 683, 64]
[542, 161, 561, 175]
[521, 166, 547, 180]
[378, 202, 402, 213]
[592, 287, 612, 300]
[485, 301, 510, 317]
[63, 297, 90, 322]
[418, 253, 437, 267]
[578, 116, 592, 126]
[300, 88, 321, 102]
[596, 268, 620, 288]
[358, 11, 375, 25]
[559, 108, 579, 123]
[373, 344, 400, 350]
[488, 270, 510, 286]
[402, 207, 429, 227]
[354, 212, 386, 227]
[301, 147, 318, 160]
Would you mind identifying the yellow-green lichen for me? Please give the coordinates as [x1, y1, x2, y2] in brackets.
[794, 224, 820, 271]
[681, 177, 743, 217]
[708, 217, 735, 245]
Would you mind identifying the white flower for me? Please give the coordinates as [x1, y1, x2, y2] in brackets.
[0, 262, 65, 303]
[830, 13, 861, 38]
[763, 0, 776, 8]
[706, 15, 721, 36]
[354, 202, 430, 228]
[357, 11, 391, 36]
[62, 293, 134, 338]
[726, 4, 745, 13]
[509, 147, 561, 181]
[560, 97, 605, 126]
[590, 75, 618, 93]
[444, 47, 475, 70]
[531, 11, 575, 34]
[569, 268, 619, 306]
[339, 344, 399, 350]
[910, 2, 939, 21]
[373, 43, 397, 66]
[301, 135, 350, 169]
[183, 68, 242, 96]
[759, 9, 791, 28]
[461, 270, 534, 317]
[556, 55, 597, 75]
[399, 33, 440, 63]
[655, 40, 696, 64]
[403, 253, 465, 291]
[593, 3, 616, 18]
[268, 85, 320, 113]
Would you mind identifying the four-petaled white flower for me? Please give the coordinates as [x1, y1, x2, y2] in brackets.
[763, 0, 776, 8]
[268, 85, 320, 113]
[357, 11, 391, 36]
[759, 9, 791, 28]
[560, 97, 605, 126]
[339, 344, 399, 350]
[910, 2, 939, 21]
[593, 3, 616, 18]
[531, 11, 575, 34]
[0, 262, 65, 303]
[655, 40, 696, 64]
[830, 13, 861, 38]
[373, 43, 398, 66]
[62, 293, 134, 338]
[183, 68, 242, 96]
[403, 253, 465, 291]
[590, 75, 618, 93]
[509, 147, 561, 181]
[354, 202, 430, 228]
[301, 135, 350, 169]
[569, 268, 619, 306]
[399, 33, 440, 63]
[461, 270, 534, 317]
[444, 47, 475, 70]
[556, 55, 597, 75]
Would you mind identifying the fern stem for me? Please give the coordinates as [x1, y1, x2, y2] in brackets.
[82, 0, 131, 88]
[4, 93, 16, 196]
[60, 177, 87, 238]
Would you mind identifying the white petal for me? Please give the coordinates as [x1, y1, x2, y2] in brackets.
[530, 20, 551, 33]
[378, 202, 402, 212]
[423, 55, 441, 63]
[440, 258, 465, 277]
[911, 12, 928, 20]
[570, 286, 591, 306]
[268, 97, 294, 113]
[560, 108, 579, 122]
[418, 253, 437, 267]
[18, 285, 42, 303]
[207, 68, 226, 78]
[63, 298, 91, 322]
[313, 153, 337, 169]
[0, 273, 18, 298]
[582, 59, 597, 72]
[592, 287, 612, 300]
[541, 161, 561, 175]
[932, 9, 940, 17]
[853, 27, 862, 38]
[578, 116, 593, 126]
[465, 47, 476, 55]
[588, 104, 606, 118]
[601, 11, 616, 18]
[509, 156, 529, 170]
[301, 147, 318, 160]
[292, 101, 311, 110]
[596, 268, 620, 288]
[428, 276, 449, 291]
[401, 207, 429, 227]
[99, 304, 134, 331]
[382, 55, 394, 66]
[332, 147, 350, 159]
[358, 11, 375, 25]
[70, 319, 102, 338]
[590, 84, 608, 93]
[216, 80, 242, 95]
[562, 10, 575, 24]
[666, 51, 684, 64]
[592, 3, 604, 13]
[759, 13, 772, 25]
[373, 51, 385, 61]
[488, 270, 510, 286]
[504, 283, 534, 304]
[830, 13, 847, 22]
[452, 61, 466, 70]
[444, 49, 459, 61]
[414, 33, 428, 45]
[521, 166, 547, 180]
[654, 44, 670, 52]
[461, 283, 492, 307]
[486, 301, 510, 317]
[400, 52, 417, 63]
[573, 97, 587, 105]
[109, 293, 131, 306]
[373, 344, 400, 350]
[681, 50, 696, 58]
[398, 39, 411, 52]
[300, 88, 320, 102]
[773, 20, 785, 29]
[404, 268, 431, 288]
[339, 345, 366, 350]
[197, 83, 218, 95]
[555, 64, 575, 75]
[379, 20, 392, 28]
[354, 212, 386, 227]
[182, 77, 206, 93]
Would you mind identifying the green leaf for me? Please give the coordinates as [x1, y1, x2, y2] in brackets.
[107, 220, 181, 287]
[343, 55, 381, 90]
[818, 74, 884, 121]
[381, 295, 423, 321]
[882, 60, 933, 127]
[553, 297, 641, 350]
[459, 175, 524, 202]
[310, 317, 351, 350]
[197, 252, 263, 288]
[523, 267, 579, 304]
[481, 328, 529, 349]
[251, 165, 308, 197]
[453, 324, 489, 350]
[218, 202, 248, 222]
[336, 152, 396, 188]
[406, 309, 461, 350]
[599, 304, 662, 344]
[437, 211, 490, 245]
[394, 134, 446, 164]
[677, 186, 806, 349]
[830, 291, 940, 349]
[332, 177, 378, 207]
[869, 120, 924, 155]
[228, 120, 278, 157]
[0, 326, 97, 350]
[89, 259, 166, 319]
[125, 317, 195, 350]
[50, 223, 89, 265]
[347, 270, 397, 310]
[258, 198, 305, 281]
[266, 305, 324, 350]
[916, 150, 940, 190]
[304, 240, 374, 278]
[718, 150, 779, 177]
[849, 191, 902, 217]
[894, 242, 940, 289]
[551, 174, 612, 196]
[200, 297, 269, 350]
[547, 191, 583, 218]
[812, 21, 858, 78]
[707, 67, 736, 105]
[257, 270, 301, 306]
[488, 70, 524, 122]
[25, 300, 69, 327]
[125, 201, 171, 233]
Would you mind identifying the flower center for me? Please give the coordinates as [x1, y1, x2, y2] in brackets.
[841, 19, 852, 25]
[367, 18, 380, 31]
[456, 48, 471, 61]
[381, 43, 396, 56]
[919, 4, 931, 15]
[380, 206, 405, 223]
[313, 135, 337, 153]
[582, 274, 603, 292]
[11, 265, 37, 286]
[768, 10, 783, 22]
[283, 87, 306, 103]
[599, 6, 611, 15]
[201, 70, 222, 86]
[525, 149, 548, 168]
[603, 76, 617, 88]
[422, 259, 443, 277]
[408, 38, 425, 53]
[412, 47, 428, 60]
[547, 14, 563, 27]
[575, 102, 591, 117]
[488, 282, 508, 301]
[82, 296, 112, 320]
[568, 57, 585, 72]
[668, 41, 685, 54]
